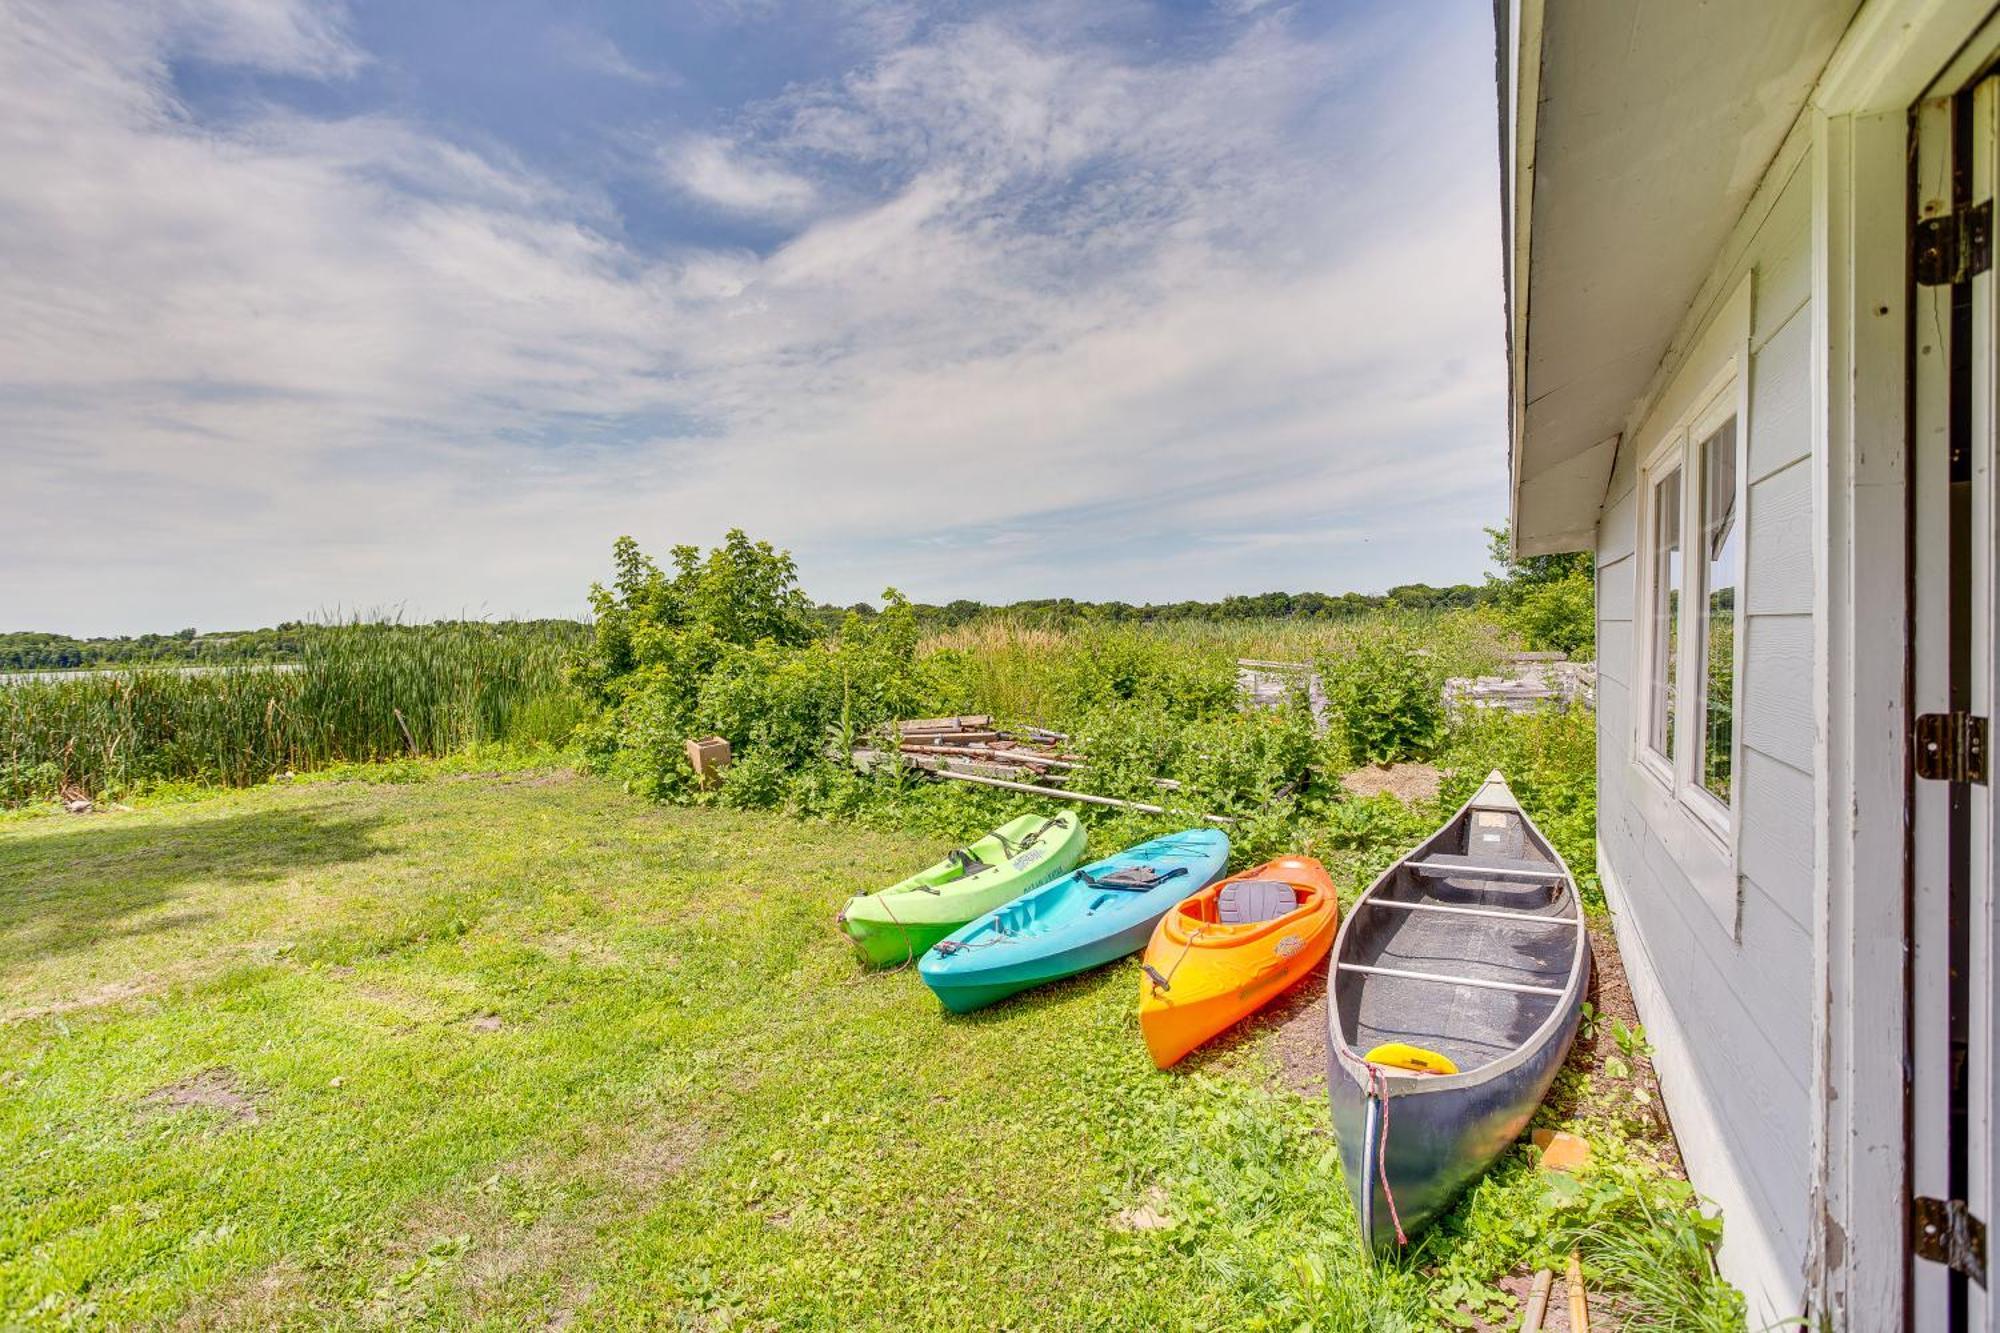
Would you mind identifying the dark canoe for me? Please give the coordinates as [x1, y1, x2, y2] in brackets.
[1324, 770, 1590, 1254]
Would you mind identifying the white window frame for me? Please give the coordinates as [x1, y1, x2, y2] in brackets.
[1635, 446, 1687, 786]
[1628, 275, 1751, 927]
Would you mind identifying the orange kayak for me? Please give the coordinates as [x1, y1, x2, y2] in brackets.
[1137, 856, 1339, 1068]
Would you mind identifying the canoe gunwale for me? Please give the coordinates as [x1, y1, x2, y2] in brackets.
[1324, 773, 1589, 1097]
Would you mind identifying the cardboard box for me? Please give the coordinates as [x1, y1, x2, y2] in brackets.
[685, 736, 731, 787]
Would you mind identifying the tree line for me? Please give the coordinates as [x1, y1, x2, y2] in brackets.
[815, 582, 1486, 632]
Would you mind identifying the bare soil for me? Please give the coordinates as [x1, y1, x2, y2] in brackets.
[141, 1069, 261, 1126]
[1339, 762, 1443, 804]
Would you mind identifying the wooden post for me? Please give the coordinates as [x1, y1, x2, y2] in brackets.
[1565, 1250, 1588, 1333]
[1518, 1268, 1553, 1331]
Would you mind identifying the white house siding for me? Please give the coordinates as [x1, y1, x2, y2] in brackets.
[1593, 150, 1816, 1318]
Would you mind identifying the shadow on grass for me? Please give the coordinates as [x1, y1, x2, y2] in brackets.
[0, 804, 390, 974]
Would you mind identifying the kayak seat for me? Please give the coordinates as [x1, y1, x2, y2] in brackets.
[946, 849, 994, 879]
[1218, 879, 1297, 924]
[1079, 865, 1188, 892]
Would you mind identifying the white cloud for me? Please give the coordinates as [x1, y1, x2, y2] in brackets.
[660, 134, 819, 216]
[0, 0, 1505, 633]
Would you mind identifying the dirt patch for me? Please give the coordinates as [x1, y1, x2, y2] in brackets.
[533, 933, 626, 969]
[581, 1111, 701, 1192]
[170, 1258, 315, 1331]
[468, 1014, 505, 1033]
[353, 1108, 701, 1327]
[4, 977, 154, 1024]
[1340, 762, 1443, 804]
[141, 1069, 261, 1126]
[1468, 1269, 1626, 1332]
[1111, 1185, 1175, 1232]
[445, 769, 577, 788]
[1541, 919, 1684, 1176]
[1261, 975, 1332, 1098]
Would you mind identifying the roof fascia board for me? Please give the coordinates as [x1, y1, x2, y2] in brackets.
[1505, 0, 1546, 562]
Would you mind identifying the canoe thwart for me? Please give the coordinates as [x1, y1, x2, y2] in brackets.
[1409, 854, 1565, 882]
[1336, 961, 1569, 998]
[1360, 898, 1577, 926]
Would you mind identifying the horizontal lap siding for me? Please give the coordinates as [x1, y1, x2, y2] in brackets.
[1593, 155, 1814, 1310]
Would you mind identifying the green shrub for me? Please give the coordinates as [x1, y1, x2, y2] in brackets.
[1511, 570, 1596, 658]
[1322, 627, 1446, 765]
[1483, 524, 1596, 660]
[575, 533, 928, 801]
[1437, 704, 1600, 906]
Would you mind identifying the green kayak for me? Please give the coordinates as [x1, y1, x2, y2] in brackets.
[837, 811, 1087, 967]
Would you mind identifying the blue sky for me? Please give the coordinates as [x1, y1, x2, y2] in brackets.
[1, 0, 1505, 634]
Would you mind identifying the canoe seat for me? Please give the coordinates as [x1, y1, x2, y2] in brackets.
[1364, 1041, 1459, 1075]
[1218, 879, 1297, 924]
[1412, 852, 1562, 880]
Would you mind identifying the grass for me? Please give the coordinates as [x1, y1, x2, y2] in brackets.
[1, 622, 581, 806]
[2, 764, 1741, 1330]
[914, 612, 1505, 726]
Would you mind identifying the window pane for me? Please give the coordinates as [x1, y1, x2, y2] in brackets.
[1648, 466, 1682, 760]
[1699, 418, 1739, 801]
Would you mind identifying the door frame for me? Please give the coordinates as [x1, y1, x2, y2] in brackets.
[1808, 1, 2000, 1326]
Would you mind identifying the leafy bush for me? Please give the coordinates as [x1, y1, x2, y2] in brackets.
[575, 533, 927, 802]
[1511, 571, 1596, 657]
[1484, 523, 1596, 660]
[1322, 626, 1446, 765]
[1425, 1149, 1743, 1331]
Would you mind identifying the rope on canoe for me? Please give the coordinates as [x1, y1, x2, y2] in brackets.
[1367, 1065, 1408, 1247]
[1145, 926, 1205, 995]
[877, 891, 918, 969]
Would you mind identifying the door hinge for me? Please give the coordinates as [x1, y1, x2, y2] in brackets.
[1916, 198, 1993, 286]
[1914, 711, 1989, 783]
[1913, 1196, 1988, 1286]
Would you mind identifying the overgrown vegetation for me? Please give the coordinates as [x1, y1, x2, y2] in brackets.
[1485, 524, 1596, 659]
[1, 621, 581, 805]
[572, 534, 1514, 841]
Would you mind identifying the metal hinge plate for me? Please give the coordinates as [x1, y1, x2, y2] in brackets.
[1915, 711, 1989, 783]
[1913, 1196, 1988, 1286]
[1916, 198, 1994, 286]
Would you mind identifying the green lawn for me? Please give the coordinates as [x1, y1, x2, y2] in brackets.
[2, 770, 1415, 1330]
[1, 769, 1734, 1331]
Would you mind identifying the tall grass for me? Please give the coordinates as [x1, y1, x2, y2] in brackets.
[1, 621, 583, 804]
[917, 610, 1506, 725]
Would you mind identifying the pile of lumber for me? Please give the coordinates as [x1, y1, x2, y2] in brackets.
[851, 715, 1097, 784]
[848, 715, 1222, 822]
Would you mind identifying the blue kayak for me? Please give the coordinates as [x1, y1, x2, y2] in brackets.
[918, 828, 1231, 1013]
